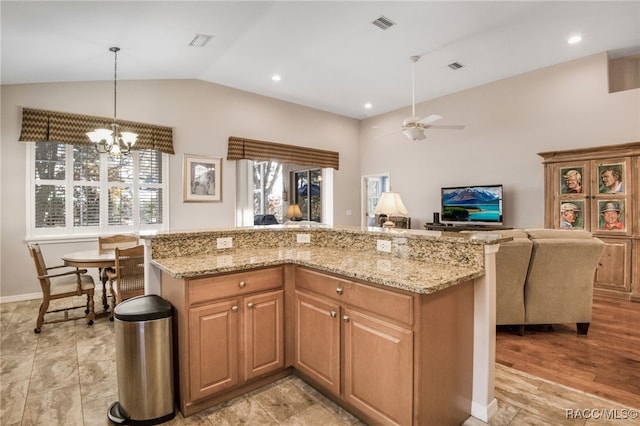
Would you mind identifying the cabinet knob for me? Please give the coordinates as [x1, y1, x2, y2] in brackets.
[239, 281, 246, 288]
[247, 302, 254, 309]
[336, 287, 343, 295]
[231, 306, 238, 312]
[330, 311, 337, 318]
[343, 315, 350, 323]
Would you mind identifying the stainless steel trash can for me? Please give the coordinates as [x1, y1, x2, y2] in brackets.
[108, 295, 175, 425]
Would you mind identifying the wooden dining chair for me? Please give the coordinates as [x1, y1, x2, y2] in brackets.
[98, 234, 139, 253]
[108, 245, 145, 319]
[28, 243, 96, 333]
[97, 234, 139, 309]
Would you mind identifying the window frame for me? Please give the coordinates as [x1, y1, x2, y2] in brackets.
[26, 141, 169, 239]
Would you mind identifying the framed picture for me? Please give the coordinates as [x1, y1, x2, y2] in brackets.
[183, 154, 221, 202]
[597, 200, 625, 232]
[559, 200, 584, 229]
[560, 166, 584, 194]
[598, 163, 625, 194]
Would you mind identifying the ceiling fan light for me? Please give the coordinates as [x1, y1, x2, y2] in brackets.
[402, 127, 426, 141]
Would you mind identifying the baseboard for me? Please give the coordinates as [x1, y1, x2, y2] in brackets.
[1, 290, 108, 305]
[471, 398, 498, 422]
[0, 292, 42, 304]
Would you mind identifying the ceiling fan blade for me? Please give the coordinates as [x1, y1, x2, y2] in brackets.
[417, 114, 442, 125]
[426, 124, 466, 130]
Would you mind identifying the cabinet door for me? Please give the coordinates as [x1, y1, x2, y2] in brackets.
[590, 157, 632, 237]
[343, 308, 413, 426]
[244, 290, 284, 381]
[548, 161, 591, 230]
[294, 290, 340, 396]
[189, 299, 239, 400]
[595, 238, 631, 293]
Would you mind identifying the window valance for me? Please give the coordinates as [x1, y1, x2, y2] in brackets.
[227, 136, 339, 170]
[18, 108, 174, 154]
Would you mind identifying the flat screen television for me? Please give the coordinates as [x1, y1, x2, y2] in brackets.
[441, 184, 503, 225]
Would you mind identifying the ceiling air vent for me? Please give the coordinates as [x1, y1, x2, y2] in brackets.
[189, 34, 213, 48]
[372, 16, 395, 30]
[448, 62, 464, 70]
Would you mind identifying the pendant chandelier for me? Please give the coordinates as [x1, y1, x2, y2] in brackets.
[86, 47, 137, 156]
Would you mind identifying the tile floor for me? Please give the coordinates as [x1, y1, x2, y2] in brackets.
[1, 296, 638, 425]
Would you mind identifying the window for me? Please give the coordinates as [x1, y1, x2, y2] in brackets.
[28, 141, 169, 238]
[293, 168, 322, 222]
[253, 161, 284, 222]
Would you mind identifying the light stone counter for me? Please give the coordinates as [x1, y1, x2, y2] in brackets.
[151, 246, 484, 294]
[145, 225, 506, 295]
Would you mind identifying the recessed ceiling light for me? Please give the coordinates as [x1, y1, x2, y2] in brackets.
[272, 74, 282, 82]
[568, 34, 582, 45]
[364, 103, 372, 109]
[189, 34, 213, 48]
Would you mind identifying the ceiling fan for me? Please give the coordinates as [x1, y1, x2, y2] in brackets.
[402, 56, 465, 141]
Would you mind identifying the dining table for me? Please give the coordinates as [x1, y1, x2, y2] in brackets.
[62, 249, 116, 312]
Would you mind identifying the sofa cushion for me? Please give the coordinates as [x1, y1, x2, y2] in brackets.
[525, 228, 593, 239]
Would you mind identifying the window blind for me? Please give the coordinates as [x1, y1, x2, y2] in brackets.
[227, 136, 339, 170]
[19, 108, 175, 154]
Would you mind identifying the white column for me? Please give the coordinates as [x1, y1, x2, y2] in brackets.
[143, 238, 161, 295]
[471, 243, 499, 421]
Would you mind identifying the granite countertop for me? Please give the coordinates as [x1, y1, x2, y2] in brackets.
[151, 246, 485, 295]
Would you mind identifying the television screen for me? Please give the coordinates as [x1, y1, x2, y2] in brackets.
[441, 185, 503, 225]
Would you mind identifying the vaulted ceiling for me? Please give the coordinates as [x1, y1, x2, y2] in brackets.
[2, 1, 638, 119]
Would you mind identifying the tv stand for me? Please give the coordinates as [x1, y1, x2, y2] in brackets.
[424, 224, 512, 232]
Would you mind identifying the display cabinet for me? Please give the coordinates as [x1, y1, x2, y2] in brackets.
[539, 142, 640, 301]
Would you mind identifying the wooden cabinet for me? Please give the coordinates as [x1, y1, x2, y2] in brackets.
[162, 263, 475, 424]
[189, 298, 239, 400]
[161, 266, 286, 416]
[294, 267, 415, 426]
[539, 142, 640, 301]
[295, 291, 340, 395]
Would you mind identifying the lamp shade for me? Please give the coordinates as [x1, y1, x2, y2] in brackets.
[286, 204, 303, 219]
[374, 192, 408, 216]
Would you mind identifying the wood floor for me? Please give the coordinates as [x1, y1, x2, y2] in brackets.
[496, 294, 640, 409]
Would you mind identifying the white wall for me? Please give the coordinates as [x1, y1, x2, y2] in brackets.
[0, 79, 361, 300]
[359, 53, 640, 229]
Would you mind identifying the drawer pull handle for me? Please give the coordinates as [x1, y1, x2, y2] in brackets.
[343, 315, 350, 323]
[239, 281, 247, 288]
[336, 287, 344, 295]
[231, 306, 238, 313]
[247, 302, 254, 309]
[330, 311, 337, 318]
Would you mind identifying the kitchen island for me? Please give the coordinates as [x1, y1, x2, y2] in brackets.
[144, 226, 504, 425]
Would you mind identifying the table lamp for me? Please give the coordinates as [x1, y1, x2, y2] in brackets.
[286, 204, 303, 221]
[374, 192, 408, 227]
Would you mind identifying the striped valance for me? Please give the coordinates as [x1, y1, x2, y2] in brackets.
[19, 108, 174, 154]
[227, 136, 339, 170]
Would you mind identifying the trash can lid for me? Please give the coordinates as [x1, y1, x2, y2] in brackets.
[114, 295, 172, 322]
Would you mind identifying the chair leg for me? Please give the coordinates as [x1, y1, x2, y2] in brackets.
[86, 293, 95, 326]
[576, 322, 590, 335]
[35, 299, 49, 333]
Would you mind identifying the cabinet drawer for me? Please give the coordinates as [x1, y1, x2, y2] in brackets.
[295, 267, 414, 325]
[189, 266, 283, 306]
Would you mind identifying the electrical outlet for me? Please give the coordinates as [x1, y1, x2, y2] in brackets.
[217, 237, 233, 249]
[297, 233, 311, 243]
[376, 239, 391, 253]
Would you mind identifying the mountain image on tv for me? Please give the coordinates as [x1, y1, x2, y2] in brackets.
[442, 186, 502, 222]
[443, 187, 500, 205]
